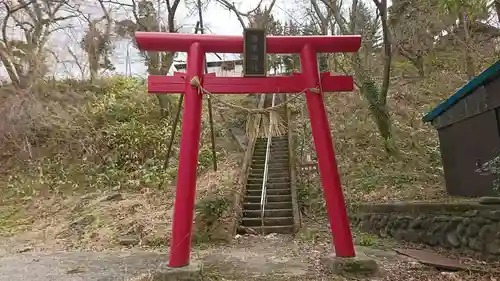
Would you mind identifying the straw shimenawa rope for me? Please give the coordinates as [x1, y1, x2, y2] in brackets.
[189, 76, 319, 114]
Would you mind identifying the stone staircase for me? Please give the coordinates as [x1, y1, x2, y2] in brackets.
[238, 136, 295, 235]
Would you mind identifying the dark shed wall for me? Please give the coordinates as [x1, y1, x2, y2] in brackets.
[486, 74, 500, 107]
[438, 109, 500, 197]
[432, 77, 500, 130]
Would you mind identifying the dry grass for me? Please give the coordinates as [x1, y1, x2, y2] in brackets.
[0, 82, 93, 170]
[0, 77, 244, 251]
[295, 70, 473, 206]
[0, 62, 498, 280]
[0, 67, 473, 250]
[0, 55, 495, 261]
[0, 155, 242, 253]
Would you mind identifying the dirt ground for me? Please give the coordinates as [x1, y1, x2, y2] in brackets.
[1, 229, 497, 281]
[0, 164, 497, 280]
[199, 233, 499, 281]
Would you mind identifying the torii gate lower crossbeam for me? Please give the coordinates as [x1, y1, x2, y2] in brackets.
[135, 32, 361, 268]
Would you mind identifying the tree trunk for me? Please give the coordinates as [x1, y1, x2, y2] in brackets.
[404, 53, 424, 77]
[414, 55, 425, 77]
[360, 78, 397, 154]
[156, 95, 172, 119]
[90, 67, 98, 82]
[163, 94, 184, 170]
[196, 2, 218, 172]
[148, 53, 174, 119]
[319, 54, 329, 72]
[459, 11, 475, 79]
[495, 0, 500, 24]
[0, 46, 21, 87]
[369, 103, 396, 154]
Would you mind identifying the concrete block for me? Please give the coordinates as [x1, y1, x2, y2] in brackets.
[321, 252, 378, 277]
[128, 262, 203, 281]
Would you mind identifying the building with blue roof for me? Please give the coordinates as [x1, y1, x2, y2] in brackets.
[423, 60, 500, 197]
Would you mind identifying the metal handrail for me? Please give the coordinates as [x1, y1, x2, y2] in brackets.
[260, 93, 276, 232]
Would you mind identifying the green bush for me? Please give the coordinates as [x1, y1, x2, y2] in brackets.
[2, 77, 222, 197]
[296, 182, 326, 216]
[193, 195, 231, 244]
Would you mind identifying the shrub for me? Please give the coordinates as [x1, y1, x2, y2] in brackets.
[193, 195, 231, 244]
[1, 77, 223, 198]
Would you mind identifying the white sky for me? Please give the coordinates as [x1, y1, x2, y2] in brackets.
[0, 0, 380, 80]
[117, 0, 310, 77]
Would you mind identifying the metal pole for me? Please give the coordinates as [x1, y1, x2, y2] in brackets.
[163, 22, 201, 171]
[260, 93, 276, 232]
[197, 0, 218, 171]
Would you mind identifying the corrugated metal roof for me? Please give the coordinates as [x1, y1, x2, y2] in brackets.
[174, 59, 242, 70]
[423, 60, 500, 122]
[173, 53, 241, 70]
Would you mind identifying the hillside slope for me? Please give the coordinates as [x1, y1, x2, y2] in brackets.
[0, 77, 244, 250]
[0, 65, 493, 247]
[296, 70, 481, 210]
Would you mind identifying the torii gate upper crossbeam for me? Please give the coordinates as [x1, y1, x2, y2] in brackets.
[135, 32, 361, 54]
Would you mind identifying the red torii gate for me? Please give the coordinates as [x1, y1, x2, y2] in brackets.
[135, 32, 361, 268]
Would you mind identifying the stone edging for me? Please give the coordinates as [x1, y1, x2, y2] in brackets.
[350, 202, 500, 259]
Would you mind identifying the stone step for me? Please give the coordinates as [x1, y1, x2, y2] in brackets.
[254, 139, 288, 144]
[237, 225, 294, 235]
[255, 138, 288, 142]
[252, 148, 290, 157]
[254, 144, 289, 150]
[256, 137, 288, 142]
[247, 188, 291, 196]
[247, 177, 291, 186]
[250, 167, 289, 174]
[251, 163, 289, 169]
[253, 150, 289, 155]
[248, 170, 290, 178]
[252, 159, 289, 166]
[253, 151, 289, 157]
[243, 208, 293, 218]
[243, 201, 293, 210]
[254, 142, 288, 147]
[247, 177, 290, 184]
[252, 155, 289, 161]
[245, 194, 292, 203]
[246, 182, 290, 190]
[241, 216, 294, 227]
[254, 145, 288, 149]
[239, 131, 296, 237]
[254, 142, 289, 147]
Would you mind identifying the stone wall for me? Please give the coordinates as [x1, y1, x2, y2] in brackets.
[350, 202, 500, 258]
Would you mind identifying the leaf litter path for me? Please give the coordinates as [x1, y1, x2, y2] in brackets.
[199, 234, 498, 281]
[0, 233, 497, 281]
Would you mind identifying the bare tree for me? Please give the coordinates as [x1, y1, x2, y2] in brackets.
[389, 0, 442, 77]
[109, 0, 182, 118]
[215, 0, 277, 29]
[438, 0, 490, 79]
[0, 0, 79, 89]
[495, 0, 500, 22]
[310, 0, 395, 153]
[79, 0, 114, 81]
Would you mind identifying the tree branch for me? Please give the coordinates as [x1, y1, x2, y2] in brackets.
[215, 0, 248, 28]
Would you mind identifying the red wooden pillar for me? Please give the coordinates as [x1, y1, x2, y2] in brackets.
[300, 44, 355, 257]
[168, 42, 205, 267]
